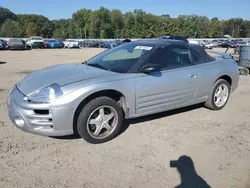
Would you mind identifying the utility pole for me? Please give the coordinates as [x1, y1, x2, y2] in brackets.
[85, 27, 87, 39]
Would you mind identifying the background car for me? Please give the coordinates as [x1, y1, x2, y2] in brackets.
[102, 41, 118, 49]
[218, 41, 237, 48]
[44, 39, 63, 48]
[0, 39, 9, 49]
[0, 40, 3, 50]
[159, 36, 189, 43]
[26, 36, 44, 48]
[8, 38, 31, 50]
[56, 39, 65, 48]
[122, 38, 131, 43]
[79, 40, 100, 48]
[63, 39, 79, 48]
[78, 40, 89, 48]
[204, 42, 219, 49]
[114, 40, 123, 45]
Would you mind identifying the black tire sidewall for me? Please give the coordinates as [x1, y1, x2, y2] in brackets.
[77, 97, 124, 144]
[210, 80, 231, 110]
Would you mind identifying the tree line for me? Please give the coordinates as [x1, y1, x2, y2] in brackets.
[1, 6, 250, 39]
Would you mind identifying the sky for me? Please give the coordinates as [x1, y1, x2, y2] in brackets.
[1, 0, 250, 20]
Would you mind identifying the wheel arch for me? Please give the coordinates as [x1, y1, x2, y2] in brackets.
[73, 89, 128, 134]
[215, 75, 232, 86]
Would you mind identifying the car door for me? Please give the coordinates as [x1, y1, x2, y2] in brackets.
[189, 49, 224, 99]
[135, 45, 199, 116]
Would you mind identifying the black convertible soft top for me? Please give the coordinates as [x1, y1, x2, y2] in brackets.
[132, 40, 216, 62]
[188, 43, 216, 62]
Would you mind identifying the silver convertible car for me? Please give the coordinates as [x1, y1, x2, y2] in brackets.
[8, 40, 239, 144]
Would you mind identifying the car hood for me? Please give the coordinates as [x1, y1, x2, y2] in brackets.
[17, 63, 116, 95]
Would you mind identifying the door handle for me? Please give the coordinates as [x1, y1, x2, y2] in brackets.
[189, 74, 197, 78]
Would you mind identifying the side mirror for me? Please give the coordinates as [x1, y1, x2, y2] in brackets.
[141, 64, 161, 74]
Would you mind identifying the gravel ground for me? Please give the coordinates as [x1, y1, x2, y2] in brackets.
[0, 48, 250, 188]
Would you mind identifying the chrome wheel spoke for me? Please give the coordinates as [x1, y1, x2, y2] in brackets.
[93, 124, 104, 136]
[215, 90, 220, 97]
[216, 86, 223, 97]
[103, 122, 112, 131]
[223, 89, 228, 97]
[89, 119, 101, 126]
[99, 108, 105, 119]
[104, 112, 114, 121]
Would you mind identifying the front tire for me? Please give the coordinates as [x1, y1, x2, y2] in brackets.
[205, 79, 231, 110]
[76, 97, 124, 144]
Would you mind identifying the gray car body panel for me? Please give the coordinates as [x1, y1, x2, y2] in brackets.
[8, 43, 239, 136]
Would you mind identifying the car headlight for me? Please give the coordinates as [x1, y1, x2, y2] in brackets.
[24, 84, 63, 103]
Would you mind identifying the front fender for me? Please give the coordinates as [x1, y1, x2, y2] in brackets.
[53, 78, 137, 117]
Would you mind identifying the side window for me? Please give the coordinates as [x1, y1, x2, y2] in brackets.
[190, 50, 204, 64]
[151, 46, 192, 70]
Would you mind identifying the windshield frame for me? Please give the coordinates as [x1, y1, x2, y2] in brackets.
[86, 42, 156, 73]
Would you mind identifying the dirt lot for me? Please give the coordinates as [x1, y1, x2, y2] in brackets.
[0, 49, 250, 188]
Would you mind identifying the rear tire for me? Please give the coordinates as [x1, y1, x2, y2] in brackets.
[205, 79, 231, 110]
[76, 97, 124, 144]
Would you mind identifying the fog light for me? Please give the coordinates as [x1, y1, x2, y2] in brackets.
[15, 117, 25, 127]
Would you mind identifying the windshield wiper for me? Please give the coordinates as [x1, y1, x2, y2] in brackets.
[87, 63, 108, 71]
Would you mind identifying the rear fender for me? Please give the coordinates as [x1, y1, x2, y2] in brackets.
[207, 50, 233, 59]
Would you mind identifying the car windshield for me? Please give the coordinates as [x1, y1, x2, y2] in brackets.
[68, 40, 76, 42]
[49, 40, 57, 42]
[31, 37, 42, 40]
[9, 39, 23, 45]
[86, 43, 154, 73]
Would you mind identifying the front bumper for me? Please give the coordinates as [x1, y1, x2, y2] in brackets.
[48, 45, 62, 48]
[8, 86, 74, 136]
[9, 45, 27, 50]
[32, 42, 44, 48]
[68, 44, 79, 48]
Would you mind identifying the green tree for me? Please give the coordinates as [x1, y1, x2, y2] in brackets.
[100, 29, 108, 38]
[242, 21, 250, 37]
[1, 6, 250, 39]
[89, 11, 99, 38]
[51, 19, 70, 38]
[97, 7, 113, 38]
[26, 22, 37, 36]
[123, 12, 135, 38]
[110, 9, 124, 38]
[223, 18, 244, 38]
[0, 7, 16, 26]
[68, 19, 77, 38]
[161, 14, 171, 18]
[72, 8, 92, 38]
[208, 19, 223, 38]
[0, 19, 23, 37]
[17, 14, 52, 37]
